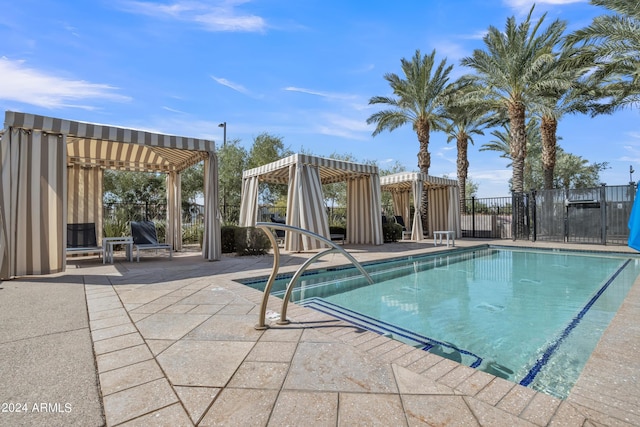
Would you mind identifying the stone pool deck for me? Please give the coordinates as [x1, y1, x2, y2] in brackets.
[0, 239, 638, 426]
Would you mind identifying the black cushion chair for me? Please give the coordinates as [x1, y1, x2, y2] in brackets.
[130, 221, 172, 262]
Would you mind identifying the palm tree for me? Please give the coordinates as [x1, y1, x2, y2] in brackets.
[481, 119, 541, 191]
[564, 0, 640, 113]
[458, 6, 566, 193]
[535, 49, 594, 190]
[441, 83, 494, 212]
[367, 49, 453, 231]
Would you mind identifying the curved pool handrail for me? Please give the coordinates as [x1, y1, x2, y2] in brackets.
[254, 222, 374, 329]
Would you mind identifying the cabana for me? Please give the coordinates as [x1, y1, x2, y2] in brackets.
[239, 154, 383, 251]
[0, 111, 221, 280]
[380, 172, 461, 241]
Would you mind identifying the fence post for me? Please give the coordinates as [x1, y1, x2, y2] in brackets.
[601, 184, 607, 244]
[531, 190, 537, 242]
[471, 197, 476, 238]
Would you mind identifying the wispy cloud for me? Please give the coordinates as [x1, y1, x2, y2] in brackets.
[283, 86, 356, 100]
[211, 76, 250, 95]
[0, 57, 130, 109]
[503, 0, 587, 12]
[117, 0, 267, 32]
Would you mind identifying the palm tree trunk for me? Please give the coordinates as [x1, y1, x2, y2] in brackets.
[416, 117, 431, 235]
[509, 101, 527, 193]
[457, 135, 469, 214]
[541, 115, 557, 190]
[509, 100, 528, 238]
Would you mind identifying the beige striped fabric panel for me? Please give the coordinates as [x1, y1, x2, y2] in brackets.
[2, 130, 67, 278]
[202, 152, 221, 261]
[67, 164, 104, 245]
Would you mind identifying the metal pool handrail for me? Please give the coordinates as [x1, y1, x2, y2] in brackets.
[254, 222, 374, 330]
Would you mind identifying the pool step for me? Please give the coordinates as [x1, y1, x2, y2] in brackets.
[300, 297, 482, 368]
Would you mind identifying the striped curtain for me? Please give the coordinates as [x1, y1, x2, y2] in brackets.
[0, 128, 66, 279]
[167, 171, 182, 251]
[411, 179, 424, 241]
[448, 186, 461, 237]
[347, 175, 383, 245]
[202, 152, 221, 260]
[428, 187, 450, 234]
[67, 164, 103, 245]
[285, 163, 329, 251]
[391, 189, 411, 232]
[238, 176, 259, 226]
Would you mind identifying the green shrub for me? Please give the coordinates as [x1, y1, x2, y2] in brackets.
[235, 227, 272, 256]
[221, 225, 238, 253]
[182, 224, 203, 245]
[154, 220, 167, 242]
[103, 210, 129, 237]
[382, 223, 403, 242]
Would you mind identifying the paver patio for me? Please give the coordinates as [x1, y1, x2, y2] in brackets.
[1, 239, 639, 426]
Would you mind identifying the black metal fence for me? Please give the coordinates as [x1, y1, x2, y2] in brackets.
[103, 202, 205, 243]
[463, 184, 635, 245]
[105, 183, 635, 246]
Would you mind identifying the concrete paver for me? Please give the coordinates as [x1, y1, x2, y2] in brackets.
[1, 238, 639, 426]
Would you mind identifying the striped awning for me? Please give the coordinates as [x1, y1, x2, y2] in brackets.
[243, 153, 378, 185]
[380, 172, 458, 191]
[240, 153, 383, 248]
[5, 111, 214, 172]
[1, 111, 220, 280]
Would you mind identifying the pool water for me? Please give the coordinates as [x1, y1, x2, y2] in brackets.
[240, 246, 640, 398]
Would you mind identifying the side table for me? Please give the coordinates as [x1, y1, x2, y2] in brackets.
[103, 237, 133, 264]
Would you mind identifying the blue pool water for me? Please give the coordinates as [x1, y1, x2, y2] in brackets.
[239, 246, 640, 398]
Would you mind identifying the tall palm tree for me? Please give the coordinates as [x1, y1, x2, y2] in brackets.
[458, 6, 566, 193]
[564, 0, 640, 113]
[481, 119, 541, 191]
[367, 49, 453, 230]
[441, 83, 494, 212]
[535, 48, 594, 190]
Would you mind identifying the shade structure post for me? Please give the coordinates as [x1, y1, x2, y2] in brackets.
[202, 152, 221, 260]
[0, 127, 67, 279]
[167, 171, 182, 251]
[285, 163, 329, 251]
[411, 179, 424, 241]
[238, 176, 259, 227]
[347, 174, 383, 245]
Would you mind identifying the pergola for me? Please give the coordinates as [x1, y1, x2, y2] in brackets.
[380, 172, 461, 241]
[239, 154, 383, 251]
[0, 111, 221, 280]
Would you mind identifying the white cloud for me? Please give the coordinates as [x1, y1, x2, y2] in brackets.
[118, 0, 267, 32]
[0, 57, 130, 109]
[503, 0, 586, 13]
[211, 76, 250, 95]
[283, 86, 356, 101]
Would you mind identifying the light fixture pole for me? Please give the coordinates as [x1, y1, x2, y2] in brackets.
[218, 122, 227, 220]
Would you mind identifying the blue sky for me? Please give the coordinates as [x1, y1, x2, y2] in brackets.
[1, 0, 638, 197]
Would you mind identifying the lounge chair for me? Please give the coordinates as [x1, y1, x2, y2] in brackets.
[66, 223, 104, 262]
[394, 215, 407, 231]
[130, 221, 172, 262]
[270, 214, 286, 243]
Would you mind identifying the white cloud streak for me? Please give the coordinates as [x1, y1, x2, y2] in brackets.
[118, 0, 267, 32]
[283, 86, 357, 100]
[211, 76, 250, 94]
[0, 57, 130, 109]
[503, 0, 587, 13]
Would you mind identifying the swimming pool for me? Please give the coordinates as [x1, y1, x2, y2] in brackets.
[239, 246, 640, 398]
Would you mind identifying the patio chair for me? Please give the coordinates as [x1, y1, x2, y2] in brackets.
[130, 221, 172, 262]
[66, 223, 104, 261]
[394, 215, 407, 231]
[270, 214, 286, 243]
